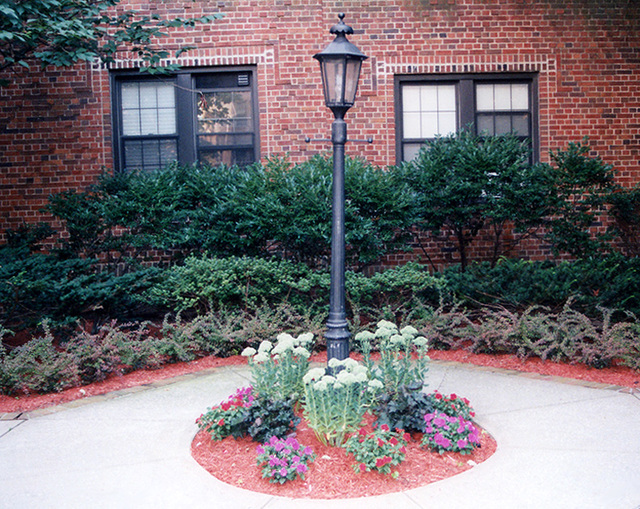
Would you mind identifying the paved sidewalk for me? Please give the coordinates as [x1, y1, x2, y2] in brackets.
[1, 361, 639, 509]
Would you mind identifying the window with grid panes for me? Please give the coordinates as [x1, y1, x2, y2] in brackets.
[112, 68, 259, 171]
[396, 74, 537, 163]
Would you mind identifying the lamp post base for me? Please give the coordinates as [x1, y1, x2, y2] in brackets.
[325, 320, 350, 362]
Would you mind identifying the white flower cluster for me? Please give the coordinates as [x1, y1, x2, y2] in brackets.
[303, 357, 381, 393]
[355, 320, 428, 351]
[241, 332, 313, 363]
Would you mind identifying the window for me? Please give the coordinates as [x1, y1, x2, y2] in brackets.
[396, 74, 537, 163]
[112, 68, 259, 171]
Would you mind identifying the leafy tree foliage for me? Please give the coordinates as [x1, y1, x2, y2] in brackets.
[0, 0, 221, 77]
[543, 139, 617, 257]
[399, 130, 550, 269]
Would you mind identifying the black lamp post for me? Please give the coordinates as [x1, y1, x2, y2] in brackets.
[313, 13, 368, 363]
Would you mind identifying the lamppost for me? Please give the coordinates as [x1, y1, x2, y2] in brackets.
[313, 13, 368, 364]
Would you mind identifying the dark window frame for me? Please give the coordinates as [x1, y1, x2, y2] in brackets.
[394, 73, 539, 164]
[111, 66, 260, 171]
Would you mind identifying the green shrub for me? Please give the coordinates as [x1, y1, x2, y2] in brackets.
[0, 243, 160, 330]
[543, 139, 617, 258]
[0, 326, 77, 394]
[440, 256, 640, 317]
[608, 185, 640, 257]
[398, 131, 547, 269]
[143, 255, 325, 314]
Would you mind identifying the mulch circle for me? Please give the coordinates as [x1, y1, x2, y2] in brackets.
[191, 416, 497, 499]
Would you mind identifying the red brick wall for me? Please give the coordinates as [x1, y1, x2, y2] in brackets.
[1, 0, 639, 265]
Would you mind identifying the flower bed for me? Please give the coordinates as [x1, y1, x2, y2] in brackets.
[192, 322, 498, 497]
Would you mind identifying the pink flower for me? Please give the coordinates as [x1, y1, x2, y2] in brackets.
[286, 437, 300, 450]
[450, 393, 457, 400]
[359, 463, 367, 473]
[296, 463, 308, 474]
[217, 418, 225, 426]
[457, 439, 468, 449]
[434, 433, 451, 448]
[279, 467, 288, 477]
[377, 438, 385, 447]
[389, 437, 398, 446]
[375, 456, 391, 467]
[303, 446, 313, 455]
[380, 424, 390, 432]
[256, 445, 265, 455]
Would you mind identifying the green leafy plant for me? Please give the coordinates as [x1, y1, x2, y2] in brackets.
[426, 391, 476, 421]
[0, 0, 221, 77]
[302, 358, 379, 446]
[256, 436, 315, 484]
[196, 386, 256, 441]
[242, 332, 314, 402]
[374, 382, 435, 433]
[245, 396, 300, 444]
[343, 424, 410, 478]
[0, 324, 77, 394]
[399, 131, 545, 269]
[356, 320, 430, 393]
[422, 411, 481, 455]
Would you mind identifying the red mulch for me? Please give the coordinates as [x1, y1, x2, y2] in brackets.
[1, 349, 638, 414]
[191, 416, 497, 499]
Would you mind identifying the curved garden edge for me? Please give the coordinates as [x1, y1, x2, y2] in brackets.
[190, 417, 498, 499]
[1, 348, 638, 415]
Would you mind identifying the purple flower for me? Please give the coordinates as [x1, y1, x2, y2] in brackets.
[292, 455, 301, 464]
[434, 432, 451, 448]
[279, 467, 288, 477]
[256, 445, 265, 455]
[286, 437, 300, 450]
[434, 417, 446, 427]
[274, 441, 285, 452]
[457, 439, 468, 449]
[303, 446, 313, 456]
[424, 413, 434, 422]
[268, 456, 279, 467]
[296, 463, 308, 473]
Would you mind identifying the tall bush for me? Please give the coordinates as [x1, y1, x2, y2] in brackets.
[399, 131, 549, 269]
[542, 139, 617, 257]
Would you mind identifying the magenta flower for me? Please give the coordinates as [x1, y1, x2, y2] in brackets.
[296, 463, 308, 474]
[279, 467, 287, 477]
[457, 439, 468, 449]
[434, 432, 451, 448]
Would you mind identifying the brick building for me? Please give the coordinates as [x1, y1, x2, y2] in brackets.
[1, 0, 639, 264]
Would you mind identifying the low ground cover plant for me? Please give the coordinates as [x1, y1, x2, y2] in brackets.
[343, 424, 410, 478]
[256, 436, 316, 484]
[422, 412, 481, 455]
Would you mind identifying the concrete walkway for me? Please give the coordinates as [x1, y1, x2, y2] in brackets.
[1, 361, 639, 509]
